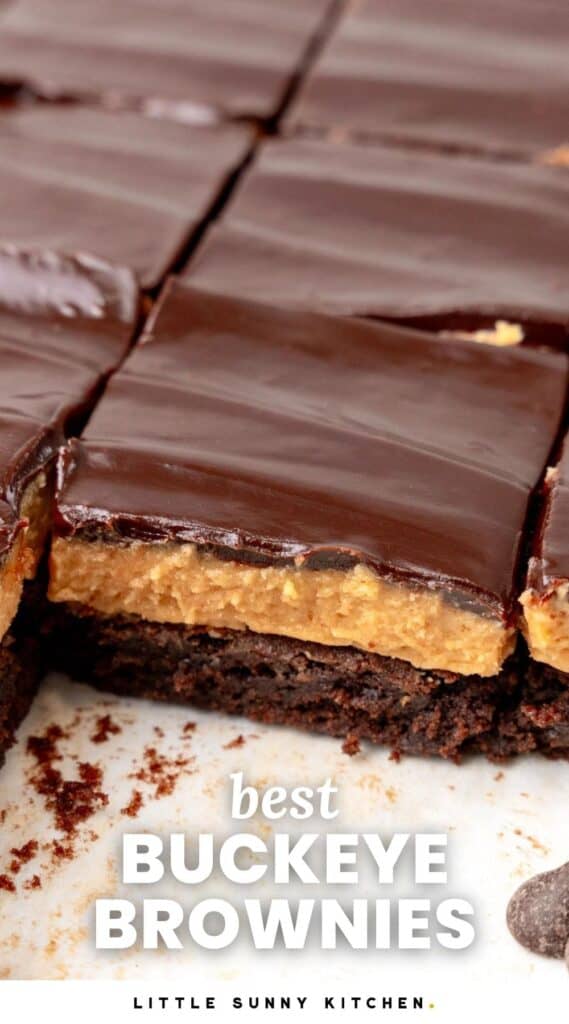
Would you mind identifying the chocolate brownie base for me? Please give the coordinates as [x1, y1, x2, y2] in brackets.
[0, 585, 43, 765]
[45, 603, 569, 762]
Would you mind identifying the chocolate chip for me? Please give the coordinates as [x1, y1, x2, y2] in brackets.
[507, 862, 569, 958]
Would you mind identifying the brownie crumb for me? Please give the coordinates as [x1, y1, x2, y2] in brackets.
[513, 828, 549, 854]
[50, 840, 74, 863]
[27, 724, 66, 765]
[0, 874, 16, 893]
[224, 734, 245, 750]
[182, 721, 197, 736]
[342, 733, 361, 756]
[50, 762, 108, 835]
[24, 875, 42, 891]
[121, 790, 144, 818]
[90, 714, 122, 744]
[9, 839, 38, 875]
[27, 724, 108, 836]
[130, 746, 193, 799]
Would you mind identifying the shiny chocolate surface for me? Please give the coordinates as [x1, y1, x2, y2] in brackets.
[0, 0, 332, 122]
[188, 137, 569, 340]
[0, 102, 251, 289]
[0, 249, 136, 559]
[288, 0, 569, 158]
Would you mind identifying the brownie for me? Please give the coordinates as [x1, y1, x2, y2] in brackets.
[0, 0, 334, 124]
[287, 0, 569, 160]
[44, 282, 569, 757]
[0, 249, 135, 554]
[0, 254, 134, 532]
[0, 102, 252, 290]
[187, 137, 569, 346]
[0, 251, 135, 751]
[2, 1, 569, 769]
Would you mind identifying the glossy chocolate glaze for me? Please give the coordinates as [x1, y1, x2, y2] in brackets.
[0, 102, 252, 290]
[527, 435, 569, 594]
[55, 281, 568, 621]
[188, 137, 569, 340]
[0, 249, 136, 562]
[288, 0, 569, 158]
[0, 0, 332, 122]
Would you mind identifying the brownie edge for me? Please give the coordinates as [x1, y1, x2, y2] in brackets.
[44, 603, 569, 763]
[0, 581, 44, 765]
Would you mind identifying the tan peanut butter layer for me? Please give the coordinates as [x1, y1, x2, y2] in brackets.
[0, 472, 49, 641]
[440, 321, 524, 348]
[540, 145, 569, 167]
[49, 538, 515, 676]
[521, 584, 569, 673]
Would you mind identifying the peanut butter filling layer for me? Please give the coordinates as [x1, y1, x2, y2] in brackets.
[521, 583, 569, 673]
[49, 538, 514, 676]
[540, 145, 569, 168]
[0, 471, 50, 642]
[440, 321, 524, 348]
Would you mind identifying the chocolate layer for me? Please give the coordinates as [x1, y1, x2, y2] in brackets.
[43, 605, 569, 763]
[287, 0, 569, 159]
[0, 249, 135, 567]
[188, 137, 569, 342]
[54, 281, 568, 622]
[0, 0, 333, 123]
[527, 435, 569, 597]
[0, 102, 251, 290]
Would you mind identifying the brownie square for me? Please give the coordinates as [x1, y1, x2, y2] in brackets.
[187, 137, 569, 346]
[0, 0, 333, 123]
[0, 102, 252, 290]
[50, 282, 567, 677]
[0, 252, 135, 757]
